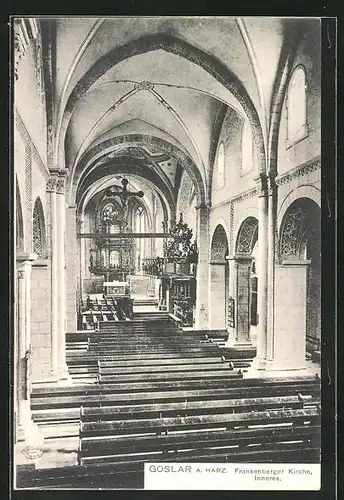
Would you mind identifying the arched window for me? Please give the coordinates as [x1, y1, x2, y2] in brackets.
[32, 198, 46, 258]
[241, 120, 254, 174]
[286, 66, 308, 145]
[217, 142, 225, 188]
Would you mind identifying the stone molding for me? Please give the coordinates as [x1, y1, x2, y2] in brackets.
[228, 188, 257, 253]
[276, 156, 321, 187]
[281, 259, 311, 266]
[15, 111, 49, 180]
[73, 133, 205, 206]
[14, 18, 38, 81]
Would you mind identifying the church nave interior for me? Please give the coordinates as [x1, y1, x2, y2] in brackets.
[13, 16, 321, 489]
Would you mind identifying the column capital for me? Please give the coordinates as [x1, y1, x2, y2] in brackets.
[195, 202, 211, 211]
[56, 177, 66, 194]
[46, 175, 58, 193]
[267, 172, 278, 194]
[253, 172, 269, 196]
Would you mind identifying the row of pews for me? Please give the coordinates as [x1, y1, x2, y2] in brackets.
[18, 315, 321, 489]
[79, 296, 133, 330]
[65, 315, 255, 384]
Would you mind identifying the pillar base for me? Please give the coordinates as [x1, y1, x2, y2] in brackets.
[264, 358, 308, 372]
[58, 366, 73, 385]
[225, 332, 252, 348]
[250, 356, 267, 371]
[16, 416, 44, 448]
[32, 375, 59, 386]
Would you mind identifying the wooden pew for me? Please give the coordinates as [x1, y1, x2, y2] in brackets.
[78, 406, 320, 466]
[67, 351, 224, 362]
[98, 369, 240, 384]
[31, 376, 319, 410]
[98, 356, 226, 367]
[80, 394, 314, 421]
[87, 348, 224, 356]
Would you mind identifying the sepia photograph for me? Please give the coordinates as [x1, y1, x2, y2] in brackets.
[12, 15, 328, 491]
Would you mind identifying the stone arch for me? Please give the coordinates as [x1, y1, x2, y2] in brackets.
[70, 134, 205, 208]
[15, 177, 24, 251]
[209, 224, 229, 330]
[211, 224, 229, 262]
[233, 216, 259, 338]
[77, 164, 173, 223]
[210, 216, 230, 250]
[278, 196, 321, 358]
[235, 216, 259, 256]
[80, 176, 165, 225]
[278, 197, 320, 262]
[32, 197, 46, 258]
[58, 34, 266, 175]
[277, 184, 320, 233]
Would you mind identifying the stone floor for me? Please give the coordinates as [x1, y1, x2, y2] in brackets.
[15, 435, 79, 470]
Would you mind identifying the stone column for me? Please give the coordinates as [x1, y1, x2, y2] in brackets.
[46, 174, 58, 379]
[195, 203, 210, 329]
[271, 260, 310, 370]
[254, 174, 269, 367]
[56, 174, 70, 382]
[16, 253, 42, 444]
[209, 261, 227, 330]
[266, 174, 278, 366]
[226, 255, 252, 345]
[66, 205, 78, 332]
[77, 215, 85, 297]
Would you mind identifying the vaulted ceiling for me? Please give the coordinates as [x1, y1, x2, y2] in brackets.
[50, 17, 291, 211]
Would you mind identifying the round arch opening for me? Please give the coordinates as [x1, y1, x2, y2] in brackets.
[279, 197, 321, 359]
[210, 224, 229, 330]
[234, 216, 259, 343]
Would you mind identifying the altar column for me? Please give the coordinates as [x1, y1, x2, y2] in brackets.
[46, 174, 58, 379]
[56, 174, 70, 382]
[195, 203, 210, 329]
[16, 253, 41, 443]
